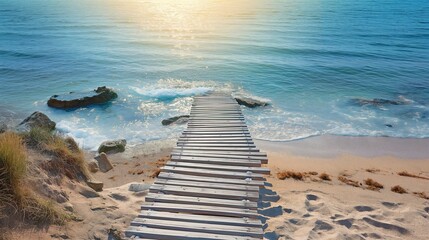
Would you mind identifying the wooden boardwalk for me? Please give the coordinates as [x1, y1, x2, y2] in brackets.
[125, 94, 270, 240]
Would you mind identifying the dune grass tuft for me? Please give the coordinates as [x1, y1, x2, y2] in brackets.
[0, 132, 65, 225]
[277, 170, 304, 180]
[319, 173, 331, 181]
[22, 127, 89, 180]
[338, 175, 360, 187]
[364, 178, 384, 191]
[397, 171, 429, 180]
[391, 185, 407, 194]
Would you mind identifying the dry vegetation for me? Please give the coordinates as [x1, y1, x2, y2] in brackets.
[0, 132, 65, 226]
[397, 171, 429, 180]
[366, 168, 380, 173]
[338, 175, 360, 187]
[413, 192, 429, 200]
[319, 173, 331, 181]
[364, 178, 384, 191]
[277, 170, 304, 180]
[23, 127, 89, 180]
[391, 185, 407, 194]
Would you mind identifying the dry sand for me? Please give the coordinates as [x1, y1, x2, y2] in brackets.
[258, 136, 429, 240]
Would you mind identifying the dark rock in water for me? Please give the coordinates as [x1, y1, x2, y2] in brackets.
[162, 115, 190, 126]
[98, 139, 126, 154]
[235, 97, 269, 108]
[385, 124, 393, 128]
[47, 86, 118, 109]
[351, 98, 405, 107]
[16, 111, 56, 132]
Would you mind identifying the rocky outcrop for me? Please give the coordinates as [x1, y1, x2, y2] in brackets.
[351, 98, 409, 107]
[47, 86, 118, 109]
[95, 153, 114, 172]
[162, 115, 190, 126]
[98, 139, 126, 154]
[16, 111, 56, 132]
[86, 180, 103, 192]
[87, 159, 99, 173]
[235, 97, 269, 108]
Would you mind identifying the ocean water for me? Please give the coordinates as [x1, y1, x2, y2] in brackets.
[1, 0, 428, 150]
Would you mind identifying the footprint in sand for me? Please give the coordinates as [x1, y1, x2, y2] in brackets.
[306, 194, 319, 201]
[334, 218, 354, 229]
[354, 205, 374, 212]
[381, 201, 401, 209]
[312, 220, 334, 231]
[425, 207, 429, 214]
[362, 217, 409, 235]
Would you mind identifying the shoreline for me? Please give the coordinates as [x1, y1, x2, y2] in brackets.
[256, 134, 429, 159]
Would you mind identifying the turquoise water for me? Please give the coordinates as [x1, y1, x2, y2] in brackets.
[1, 0, 428, 149]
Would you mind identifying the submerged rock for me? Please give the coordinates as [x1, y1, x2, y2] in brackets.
[235, 97, 269, 108]
[162, 115, 190, 126]
[95, 152, 113, 172]
[47, 86, 118, 109]
[98, 139, 126, 154]
[350, 98, 408, 107]
[16, 111, 56, 132]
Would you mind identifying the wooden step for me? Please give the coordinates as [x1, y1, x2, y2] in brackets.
[146, 193, 258, 209]
[170, 155, 261, 167]
[126, 226, 259, 240]
[158, 172, 265, 187]
[150, 184, 259, 201]
[137, 211, 262, 228]
[166, 161, 270, 174]
[154, 178, 260, 192]
[161, 166, 265, 181]
[130, 218, 263, 238]
[140, 202, 259, 218]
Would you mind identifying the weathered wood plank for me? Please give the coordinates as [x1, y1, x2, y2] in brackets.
[140, 202, 259, 218]
[130, 218, 263, 238]
[137, 211, 262, 227]
[177, 140, 255, 144]
[150, 184, 259, 201]
[173, 146, 260, 152]
[176, 144, 256, 148]
[126, 226, 260, 240]
[170, 155, 261, 167]
[166, 162, 270, 174]
[154, 178, 260, 192]
[157, 172, 264, 187]
[161, 166, 265, 181]
[171, 150, 268, 158]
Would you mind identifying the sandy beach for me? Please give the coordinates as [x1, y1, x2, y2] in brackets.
[258, 136, 429, 239]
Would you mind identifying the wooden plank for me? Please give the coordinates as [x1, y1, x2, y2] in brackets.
[176, 144, 256, 148]
[180, 134, 252, 138]
[146, 193, 258, 209]
[158, 172, 264, 187]
[161, 166, 265, 181]
[171, 150, 268, 158]
[171, 155, 261, 167]
[154, 178, 260, 192]
[166, 162, 270, 174]
[140, 202, 259, 218]
[179, 137, 254, 141]
[177, 140, 254, 144]
[149, 184, 259, 201]
[130, 218, 263, 238]
[137, 211, 262, 228]
[173, 146, 260, 152]
[126, 226, 259, 240]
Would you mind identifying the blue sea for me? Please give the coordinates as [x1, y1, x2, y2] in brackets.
[1, 0, 428, 150]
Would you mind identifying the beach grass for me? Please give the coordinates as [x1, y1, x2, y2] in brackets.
[397, 171, 429, 180]
[391, 185, 407, 194]
[364, 178, 384, 191]
[0, 132, 65, 224]
[319, 173, 331, 181]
